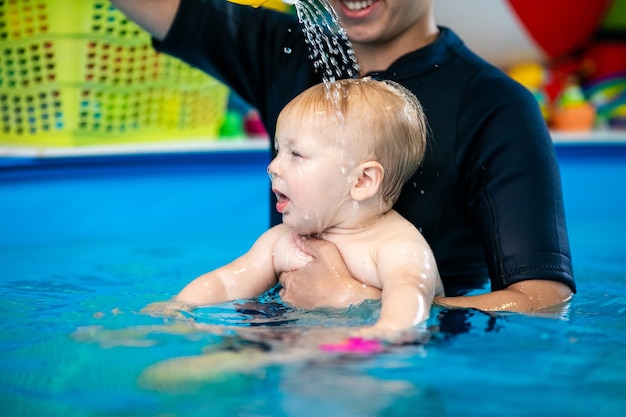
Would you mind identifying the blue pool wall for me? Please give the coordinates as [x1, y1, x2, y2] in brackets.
[0, 144, 625, 264]
[0, 150, 271, 248]
[556, 144, 626, 259]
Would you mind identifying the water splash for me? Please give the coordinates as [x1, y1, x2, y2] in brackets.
[292, 0, 360, 82]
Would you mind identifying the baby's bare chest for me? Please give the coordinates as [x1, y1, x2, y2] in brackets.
[273, 233, 380, 287]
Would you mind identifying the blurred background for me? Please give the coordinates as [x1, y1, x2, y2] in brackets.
[0, 0, 625, 152]
[436, 0, 626, 133]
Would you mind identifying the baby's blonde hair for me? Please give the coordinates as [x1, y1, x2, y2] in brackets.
[279, 78, 428, 206]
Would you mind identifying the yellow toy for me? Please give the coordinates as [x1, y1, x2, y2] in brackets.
[507, 61, 550, 121]
[507, 61, 545, 91]
[227, 0, 294, 11]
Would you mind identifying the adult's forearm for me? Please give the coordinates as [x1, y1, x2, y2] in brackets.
[435, 280, 573, 312]
[110, 0, 180, 40]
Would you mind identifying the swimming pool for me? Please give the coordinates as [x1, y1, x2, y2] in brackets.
[1, 142, 625, 416]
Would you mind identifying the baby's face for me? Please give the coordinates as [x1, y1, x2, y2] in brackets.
[269, 111, 361, 235]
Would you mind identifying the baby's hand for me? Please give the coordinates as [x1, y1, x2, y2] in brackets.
[351, 325, 429, 345]
[140, 300, 194, 320]
[351, 326, 393, 341]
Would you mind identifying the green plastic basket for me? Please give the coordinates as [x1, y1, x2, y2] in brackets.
[0, 0, 228, 146]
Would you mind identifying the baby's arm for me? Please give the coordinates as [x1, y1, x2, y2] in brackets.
[367, 235, 441, 336]
[174, 225, 287, 307]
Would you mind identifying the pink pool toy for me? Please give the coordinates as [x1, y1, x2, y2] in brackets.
[319, 337, 384, 355]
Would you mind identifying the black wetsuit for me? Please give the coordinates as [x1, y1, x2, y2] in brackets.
[155, 0, 575, 294]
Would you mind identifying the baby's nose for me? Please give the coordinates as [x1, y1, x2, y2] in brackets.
[267, 160, 279, 181]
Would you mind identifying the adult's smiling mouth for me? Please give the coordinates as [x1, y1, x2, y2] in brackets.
[333, 0, 380, 21]
[341, 0, 377, 11]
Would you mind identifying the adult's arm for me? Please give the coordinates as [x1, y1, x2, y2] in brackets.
[280, 238, 573, 313]
[435, 280, 573, 312]
[110, 0, 180, 40]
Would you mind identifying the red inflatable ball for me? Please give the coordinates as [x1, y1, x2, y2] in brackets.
[434, 0, 611, 68]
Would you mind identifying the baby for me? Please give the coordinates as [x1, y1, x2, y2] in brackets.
[160, 78, 443, 340]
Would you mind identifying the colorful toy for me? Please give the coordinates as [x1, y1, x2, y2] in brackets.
[227, 0, 294, 11]
[507, 61, 551, 121]
[585, 77, 626, 129]
[551, 80, 597, 131]
[219, 110, 245, 138]
[576, 0, 626, 130]
[243, 110, 269, 138]
[319, 337, 385, 355]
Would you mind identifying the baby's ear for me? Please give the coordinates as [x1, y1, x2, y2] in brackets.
[350, 161, 384, 202]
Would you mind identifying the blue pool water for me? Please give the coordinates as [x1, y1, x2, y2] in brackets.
[1, 144, 625, 416]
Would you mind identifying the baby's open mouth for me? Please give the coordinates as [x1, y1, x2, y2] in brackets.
[274, 190, 290, 213]
[273, 189, 287, 201]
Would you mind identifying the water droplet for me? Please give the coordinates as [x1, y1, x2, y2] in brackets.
[293, 0, 360, 82]
[284, 47, 292, 54]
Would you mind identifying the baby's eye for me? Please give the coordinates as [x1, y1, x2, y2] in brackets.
[290, 150, 303, 159]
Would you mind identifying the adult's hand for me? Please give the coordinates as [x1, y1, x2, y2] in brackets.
[278, 237, 381, 309]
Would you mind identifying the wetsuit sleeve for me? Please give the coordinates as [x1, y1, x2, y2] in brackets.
[461, 69, 575, 292]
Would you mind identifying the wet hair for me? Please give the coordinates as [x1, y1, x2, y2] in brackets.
[279, 77, 428, 206]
